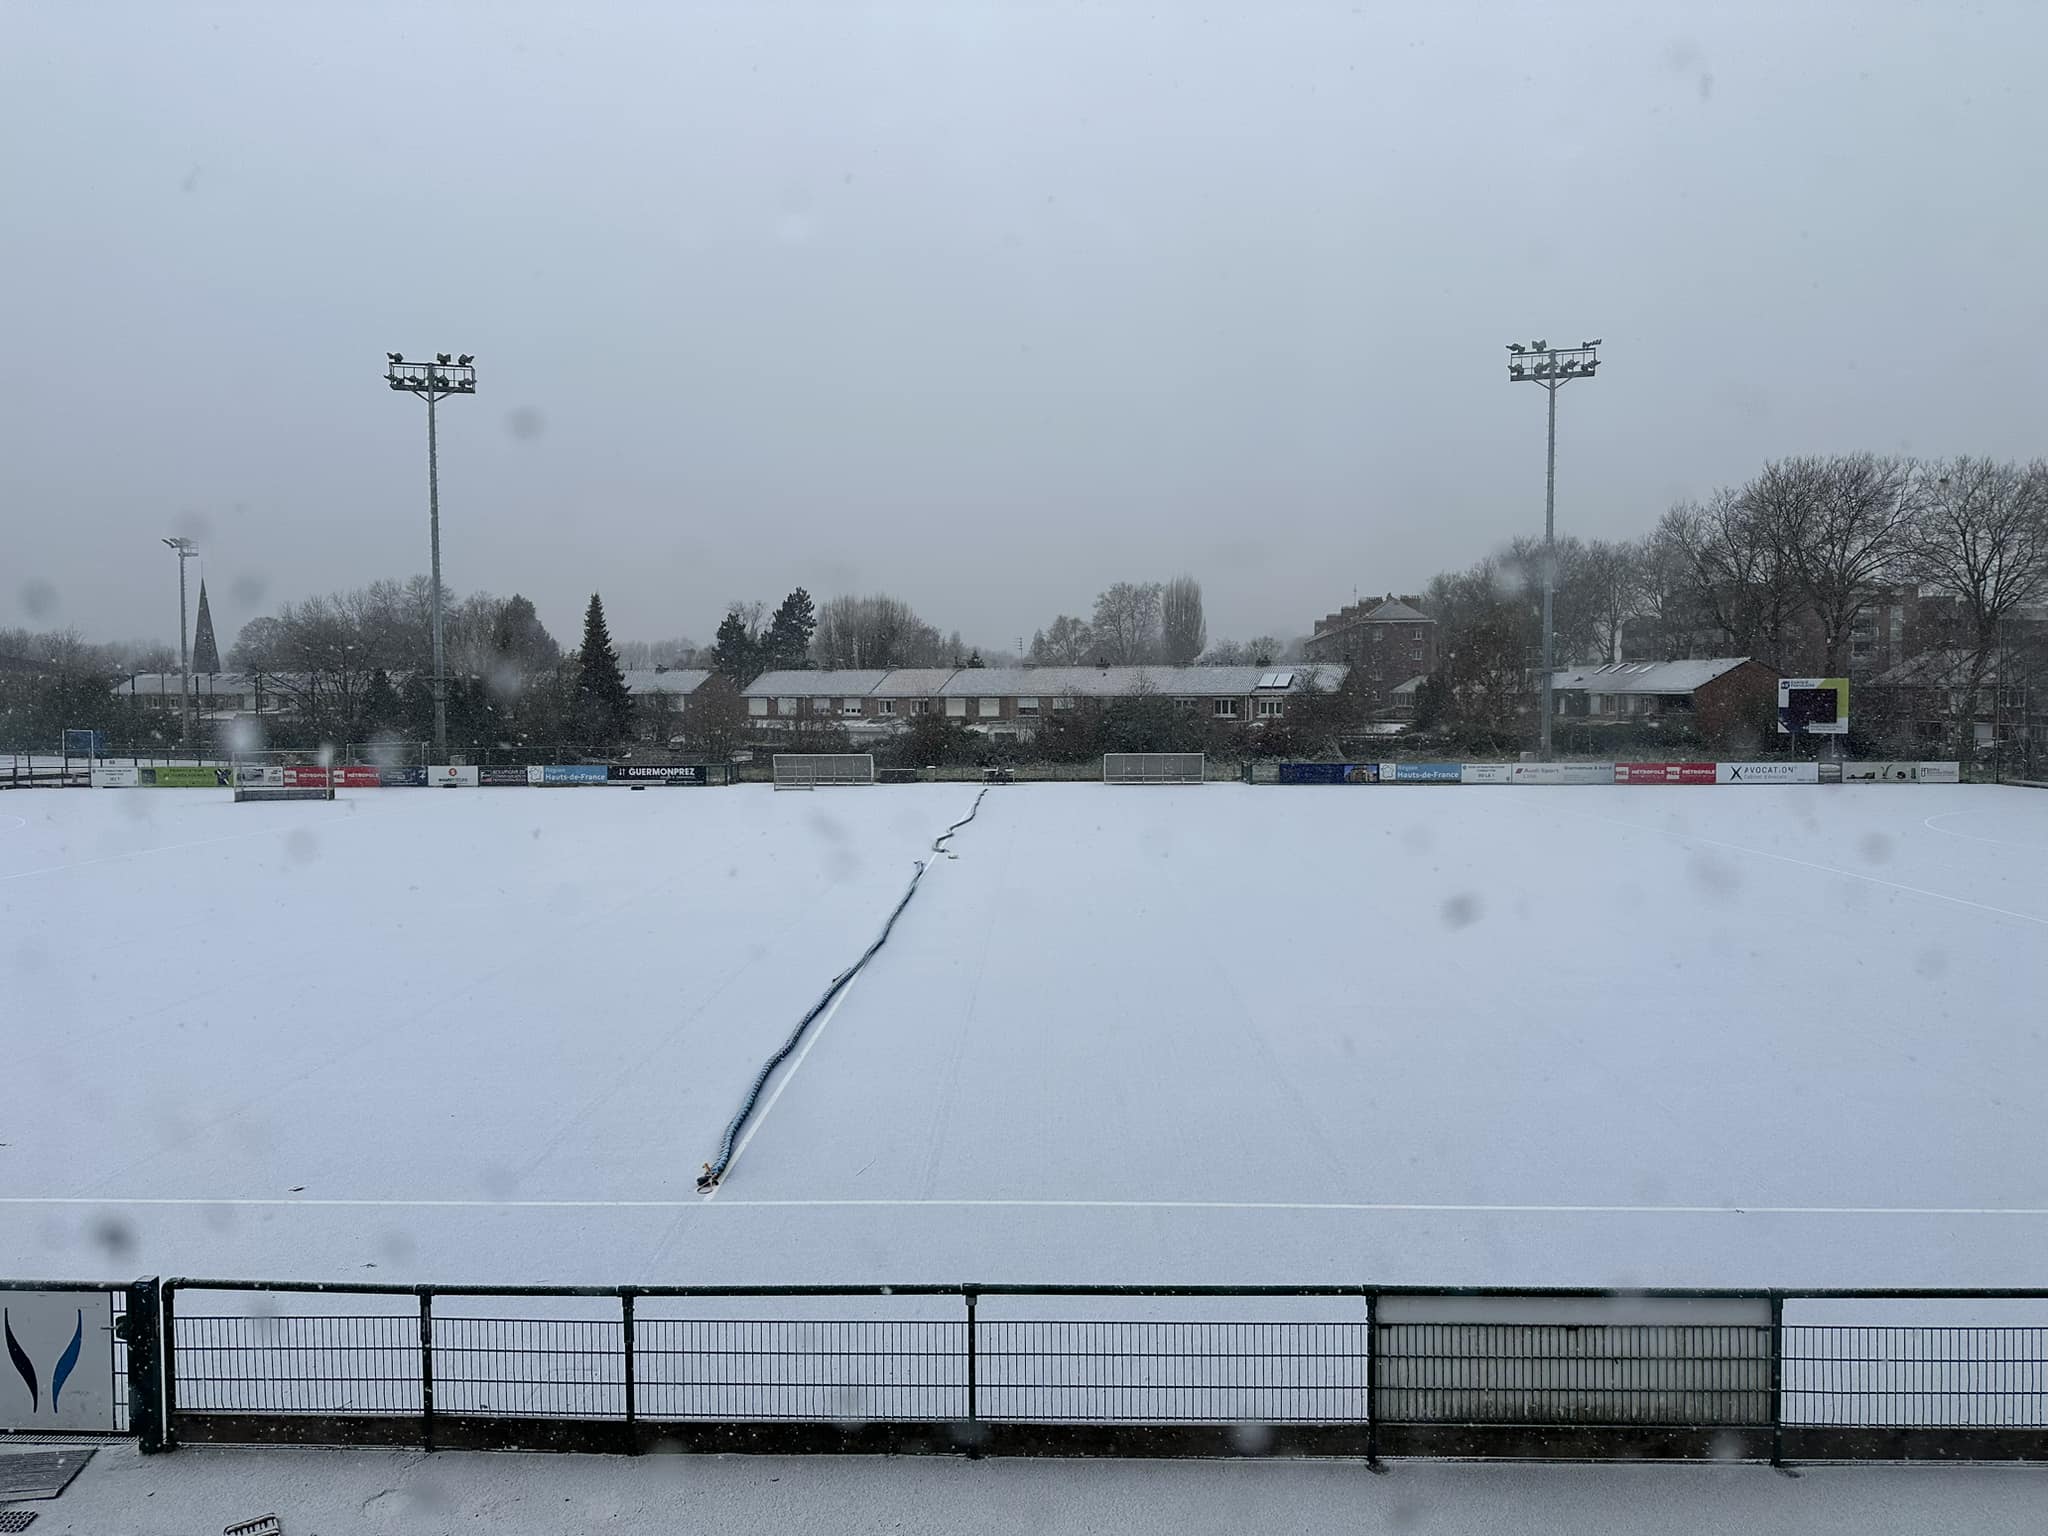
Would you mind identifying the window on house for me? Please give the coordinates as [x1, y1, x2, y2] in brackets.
[909, 699, 929, 715]
[1175, 697, 1198, 710]
[946, 697, 967, 717]
[978, 698, 1001, 717]
[876, 698, 895, 715]
[840, 699, 864, 716]
[1212, 698, 1239, 719]
[748, 697, 768, 717]
[1052, 696, 1074, 711]
[778, 697, 798, 714]
[1016, 697, 1040, 716]
[1256, 698, 1285, 718]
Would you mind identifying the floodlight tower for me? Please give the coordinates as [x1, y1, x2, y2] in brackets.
[1506, 338, 1602, 759]
[384, 351, 477, 754]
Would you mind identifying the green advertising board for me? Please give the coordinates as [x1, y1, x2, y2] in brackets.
[144, 765, 227, 787]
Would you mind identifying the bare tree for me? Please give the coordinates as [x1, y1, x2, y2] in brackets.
[1746, 454, 1917, 675]
[812, 594, 946, 668]
[1029, 615, 1094, 665]
[1090, 581, 1163, 664]
[1576, 538, 1648, 663]
[1160, 576, 1207, 664]
[1660, 489, 1804, 667]
[1903, 457, 2048, 765]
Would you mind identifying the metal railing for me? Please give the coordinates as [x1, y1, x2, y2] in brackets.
[40, 1281, 2032, 1463]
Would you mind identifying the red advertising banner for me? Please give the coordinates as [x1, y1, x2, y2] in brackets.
[334, 765, 381, 788]
[282, 765, 332, 787]
[1615, 762, 1716, 785]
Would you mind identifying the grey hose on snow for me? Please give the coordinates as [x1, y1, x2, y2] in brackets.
[697, 785, 990, 1192]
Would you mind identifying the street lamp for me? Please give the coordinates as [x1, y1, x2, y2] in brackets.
[1506, 337, 1602, 758]
[384, 351, 478, 755]
[162, 536, 199, 739]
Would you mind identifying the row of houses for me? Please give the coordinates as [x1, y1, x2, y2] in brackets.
[740, 664, 1354, 741]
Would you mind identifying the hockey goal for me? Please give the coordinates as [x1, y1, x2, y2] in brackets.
[1101, 752, 1206, 785]
[231, 758, 336, 802]
[772, 753, 876, 789]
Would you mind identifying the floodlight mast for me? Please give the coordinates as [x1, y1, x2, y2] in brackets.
[384, 353, 477, 754]
[1505, 339, 1602, 759]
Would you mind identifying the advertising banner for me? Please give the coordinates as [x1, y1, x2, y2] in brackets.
[1277, 763, 1378, 785]
[1615, 762, 1717, 785]
[608, 764, 708, 785]
[1379, 762, 1462, 783]
[90, 765, 139, 788]
[236, 766, 284, 787]
[0, 1290, 117, 1432]
[479, 764, 531, 786]
[1715, 762, 1819, 784]
[538, 764, 609, 785]
[1843, 761, 1916, 783]
[1510, 763, 1614, 785]
[1915, 761, 1961, 783]
[282, 765, 332, 788]
[1779, 676, 1849, 736]
[1460, 764, 1513, 784]
[427, 765, 478, 787]
[381, 766, 428, 787]
[143, 765, 230, 787]
[334, 766, 380, 789]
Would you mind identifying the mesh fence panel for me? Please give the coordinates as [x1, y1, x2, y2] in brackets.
[635, 1318, 963, 1422]
[1784, 1327, 2048, 1428]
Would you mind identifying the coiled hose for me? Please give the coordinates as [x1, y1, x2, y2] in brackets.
[698, 785, 990, 1191]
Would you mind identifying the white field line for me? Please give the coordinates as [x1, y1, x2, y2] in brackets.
[1922, 811, 2048, 853]
[0, 822, 309, 882]
[7, 1196, 2048, 1217]
[1540, 804, 2048, 928]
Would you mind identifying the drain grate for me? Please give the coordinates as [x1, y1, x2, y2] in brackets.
[0, 1510, 39, 1531]
[0, 1452, 92, 1502]
[223, 1518, 280, 1536]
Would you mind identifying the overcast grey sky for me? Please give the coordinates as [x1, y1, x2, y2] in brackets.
[4, 1, 2045, 655]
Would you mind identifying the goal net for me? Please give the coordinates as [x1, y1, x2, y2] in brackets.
[1102, 752, 1206, 785]
[231, 754, 337, 802]
[772, 753, 876, 790]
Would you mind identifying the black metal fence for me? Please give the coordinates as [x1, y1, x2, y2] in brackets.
[20, 1281, 2021, 1464]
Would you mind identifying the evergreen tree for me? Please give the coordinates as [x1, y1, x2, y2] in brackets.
[709, 606, 759, 686]
[573, 593, 633, 745]
[764, 588, 817, 671]
[360, 668, 402, 734]
[966, 650, 984, 668]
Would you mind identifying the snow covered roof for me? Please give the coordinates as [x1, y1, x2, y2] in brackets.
[1390, 674, 1430, 696]
[870, 668, 958, 697]
[743, 669, 890, 697]
[1365, 599, 1431, 623]
[1550, 658, 1755, 695]
[937, 664, 1348, 698]
[621, 669, 708, 695]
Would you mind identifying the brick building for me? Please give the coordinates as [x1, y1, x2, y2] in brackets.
[1303, 597, 1437, 698]
[1548, 657, 1776, 745]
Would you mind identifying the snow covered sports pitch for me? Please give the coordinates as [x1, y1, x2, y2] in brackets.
[5, 780, 2045, 1290]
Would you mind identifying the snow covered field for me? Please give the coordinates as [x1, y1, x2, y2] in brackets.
[5, 780, 2046, 1290]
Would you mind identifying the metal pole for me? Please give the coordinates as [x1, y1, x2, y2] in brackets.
[177, 554, 192, 741]
[1540, 381, 1558, 760]
[427, 388, 447, 756]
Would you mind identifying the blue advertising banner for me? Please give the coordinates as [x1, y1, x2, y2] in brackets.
[1277, 762, 1378, 785]
[1380, 762, 1461, 783]
[540, 764, 609, 784]
[608, 764, 708, 785]
[379, 766, 428, 787]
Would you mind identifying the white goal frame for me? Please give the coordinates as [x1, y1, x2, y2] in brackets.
[1101, 752, 1206, 785]
[772, 753, 877, 790]
[231, 753, 337, 802]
